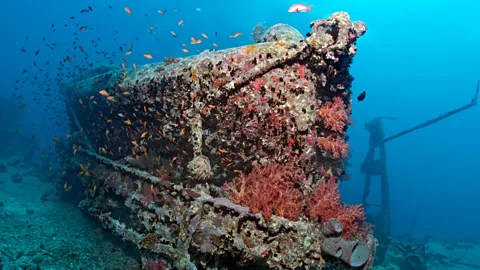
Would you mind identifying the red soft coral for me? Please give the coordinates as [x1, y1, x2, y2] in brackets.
[316, 135, 349, 159]
[307, 177, 371, 240]
[222, 162, 303, 221]
[142, 258, 168, 270]
[317, 96, 348, 132]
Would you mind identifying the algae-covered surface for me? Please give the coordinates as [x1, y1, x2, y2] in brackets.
[0, 156, 141, 270]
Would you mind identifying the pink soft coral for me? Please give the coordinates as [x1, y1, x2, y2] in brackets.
[316, 135, 349, 159]
[317, 96, 348, 132]
[307, 177, 371, 240]
[222, 162, 303, 221]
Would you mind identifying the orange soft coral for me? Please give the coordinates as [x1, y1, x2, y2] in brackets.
[307, 177, 371, 240]
[222, 162, 303, 221]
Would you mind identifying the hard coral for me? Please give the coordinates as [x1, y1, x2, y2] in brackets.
[141, 233, 159, 250]
[222, 162, 303, 221]
[307, 177, 371, 240]
[317, 96, 348, 132]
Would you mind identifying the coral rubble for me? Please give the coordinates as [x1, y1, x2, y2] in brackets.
[56, 12, 374, 269]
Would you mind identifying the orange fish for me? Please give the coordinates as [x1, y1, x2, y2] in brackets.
[229, 32, 242, 38]
[133, 63, 137, 71]
[123, 91, 131, 95]
[201, 33, 209, 39]
[190, 37, 202, 44]
[124, 7, 132, 14]
[125, 50, 132, 55]
[178, 20, 184, 26]
[80, 164, 88, 172]
[143, 53, 153, 59]
[131, 141, 139, 147]
[182, 48, 189, 53]
[99, 90, 109, 96]
[141, 132, 148, 138]
[158, 9, 165, 15]
[213, 43, 218, 47]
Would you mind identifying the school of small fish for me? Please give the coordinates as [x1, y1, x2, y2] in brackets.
[11, 3, 313, 170]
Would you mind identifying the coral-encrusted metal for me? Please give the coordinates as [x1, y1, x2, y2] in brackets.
[58, 12, 375, 270]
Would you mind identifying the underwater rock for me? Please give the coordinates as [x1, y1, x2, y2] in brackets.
[26, 208, 34, 215]
[15, 255, 36, 270]
[31, 254, 43, 264]
[58, 12, 372, 270]
[0, 245, 15, 261]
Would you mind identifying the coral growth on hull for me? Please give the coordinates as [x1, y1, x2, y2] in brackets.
[55, 12, 375, 269]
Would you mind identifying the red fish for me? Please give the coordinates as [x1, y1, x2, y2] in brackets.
[288, 4, 313, 13]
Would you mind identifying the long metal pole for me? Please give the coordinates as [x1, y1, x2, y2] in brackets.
[372, 81, 479, 148]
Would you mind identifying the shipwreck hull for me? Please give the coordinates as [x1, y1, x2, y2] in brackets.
[57, 12, 375, 269]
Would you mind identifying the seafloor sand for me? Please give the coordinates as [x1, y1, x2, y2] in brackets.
[0, 156, 140, 270]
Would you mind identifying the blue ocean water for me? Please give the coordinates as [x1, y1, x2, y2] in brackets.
[1, 0, 479, 268]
